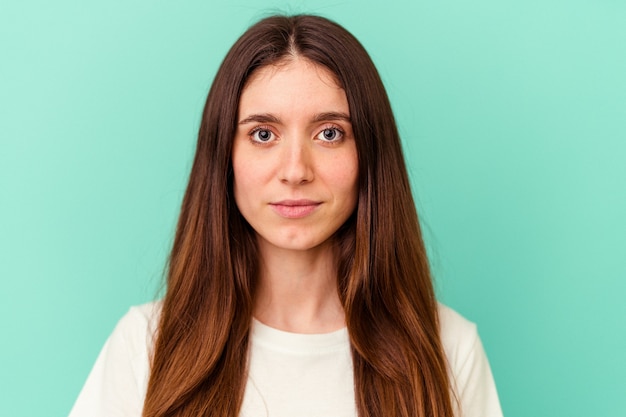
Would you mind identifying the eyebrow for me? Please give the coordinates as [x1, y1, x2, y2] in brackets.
[238, 111, 351, 125]
[238, 113, 280, 125]
[312, 112, 351, 123]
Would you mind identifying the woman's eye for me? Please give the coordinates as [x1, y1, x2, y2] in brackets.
[251, 128, 274, 143]
[316, 128, 343, 142]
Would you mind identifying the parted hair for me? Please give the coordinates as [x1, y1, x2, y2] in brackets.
[143, 14, 454, 417]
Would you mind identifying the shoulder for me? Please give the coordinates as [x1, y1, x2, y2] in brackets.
[437, 303, 483, 379]
[68, 301, 163, 417]
[104, 300, 163, 373]
[437, 303, 504, 417]
[112, 301, 162, 354]
[437, 303, 479, 360]
[123, 301, 162, 329]
[114, 301, 162, 334]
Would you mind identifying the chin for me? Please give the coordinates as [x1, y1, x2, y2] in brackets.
[260, 235, 332, 253]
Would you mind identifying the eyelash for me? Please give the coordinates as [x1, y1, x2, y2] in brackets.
[248, 126, 275, 144]
[247, 125, 346, 145]
[315, 126, 345, 143]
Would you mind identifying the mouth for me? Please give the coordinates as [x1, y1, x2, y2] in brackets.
[269, 199, 322, 219]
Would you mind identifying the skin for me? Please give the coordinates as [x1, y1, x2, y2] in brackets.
[232, 57, 358, 333]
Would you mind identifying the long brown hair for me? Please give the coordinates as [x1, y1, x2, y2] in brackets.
[143, 14, 454, 417]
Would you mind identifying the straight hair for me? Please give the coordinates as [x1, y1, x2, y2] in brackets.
[143, 14, 454, 417]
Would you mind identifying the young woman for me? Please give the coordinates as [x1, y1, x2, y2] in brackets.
[70, 14, 503, 417]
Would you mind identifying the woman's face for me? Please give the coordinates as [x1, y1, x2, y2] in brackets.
[232, 58, 358, 254]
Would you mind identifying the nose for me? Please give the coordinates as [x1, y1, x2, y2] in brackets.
[278, 138, 314, 185]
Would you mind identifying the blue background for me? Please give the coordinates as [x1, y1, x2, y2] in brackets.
[1, 1, 625, 416]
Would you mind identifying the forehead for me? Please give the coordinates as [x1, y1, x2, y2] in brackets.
[238, 58, 348, 117]
[245, 57, 341, 86]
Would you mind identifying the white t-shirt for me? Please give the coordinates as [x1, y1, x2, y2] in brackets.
[68, 302, 503, 417]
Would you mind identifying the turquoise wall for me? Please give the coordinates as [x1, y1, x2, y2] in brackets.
[1, 1, 624, 416]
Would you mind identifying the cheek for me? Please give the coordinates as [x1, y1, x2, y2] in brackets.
[233, 159, 269, 186]
[325, 151, 358, 196]
[231, 152, 251, 207]
[232, 164, 254, 207]
[232, 152, 273, 208]
[232, 144, 254, 186]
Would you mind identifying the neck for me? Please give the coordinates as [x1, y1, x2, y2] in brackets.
[253, 239, 345, 334]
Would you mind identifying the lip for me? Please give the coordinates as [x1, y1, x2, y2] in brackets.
[269, 199, 321, 219]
